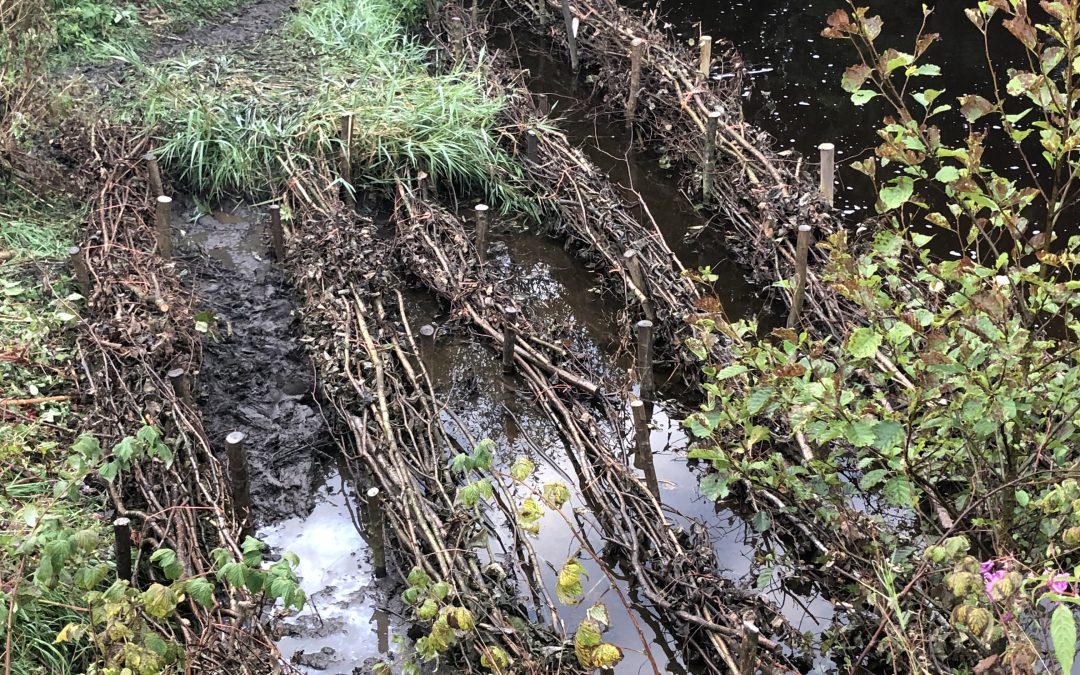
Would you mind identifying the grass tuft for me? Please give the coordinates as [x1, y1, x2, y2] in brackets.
[130, 0, 531, 211]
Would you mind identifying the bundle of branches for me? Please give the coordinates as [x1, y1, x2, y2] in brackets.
[511, 0, 850, 333]
[71, 122, 280, 671]
[393, 184, 801, 675]
[282, 172, 576, 673]
[432, 7, 724, 372]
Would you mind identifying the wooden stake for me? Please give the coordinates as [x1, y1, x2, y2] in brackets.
[144, 152, 163, 199]
[339, 113, 355, 208]
[68, 245, 90, 298]
[703, 111, 722, 201]
[155, 196, 173, 259]
[526, 129, 538, 163]
[225, 431, 253, 537]
[626, 38, 645, 130]
[623, 249, 654, 320]
[425, 0, 436, 28]
[450, 17, 464, 61]
[537, 92, 550, 116]
[474, 203, 489, 258]
[786, 225, 813, 329]
[419, 324, 435, 375]
[631, 400, 659, 499]
[560, 0, 579, 72]
[738, 621, 760, 674]
[635, 319, 655, 403]
[819, 142, 836, 207]
[113, 517, 132, 583]
[470, 0, 478, 26]
[698, 35, 712, 84]
[167, 367, 194, 408]
[269, 205, 285, 261]
[502, 306, 518, 374]
[366, 487, 387, 578]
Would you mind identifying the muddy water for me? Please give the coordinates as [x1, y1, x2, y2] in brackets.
[178, 202, 400, 673]
[409, 224, 835, 672]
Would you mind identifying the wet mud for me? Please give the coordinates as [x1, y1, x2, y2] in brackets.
[180, 202, 324, 523]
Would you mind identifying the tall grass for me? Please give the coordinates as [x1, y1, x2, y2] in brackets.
[136, 0, 529, 210]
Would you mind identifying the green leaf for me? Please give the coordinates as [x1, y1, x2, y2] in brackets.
[509, 456, 535, 482]
[1051, 604, 1076, 675]
[846, 420, 877, 448]
[859, 468, 889, 491]
[686, 411, 721, 438]
[407, 567, 431, 590]
[140, 583, 179, 619]
[700, 474, 729, 501]
[150, 548, 184, 581]
[745, 386, 775, 415]
[586, 604, 611, 630]
[431, 581, 450, 601]
[934, 166, 960, 183]
[883, 476, 916, 507]
[879, 177, 914, 211]
[851, 89, 879, 106]
[714, 364, 748, 380]
[751, 511, 771, 533]
[473, 439, 495, 471]
[873, 420, 905, 451]
[184, 577, 214, 607]
[846, 327, 882, 359]
[240, 536, 264, 566]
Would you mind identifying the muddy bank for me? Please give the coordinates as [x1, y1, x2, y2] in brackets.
[179, 201, 323, 523]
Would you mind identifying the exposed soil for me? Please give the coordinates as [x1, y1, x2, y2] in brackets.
[179, 201, 324, 523]
[76, 0, 296, 82]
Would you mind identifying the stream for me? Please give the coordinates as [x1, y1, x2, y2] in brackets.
[175, 2, 1007, 674]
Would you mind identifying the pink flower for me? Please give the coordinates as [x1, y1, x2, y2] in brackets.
[1047, 574, 1070, 595]
[984, 569, 1006, 597]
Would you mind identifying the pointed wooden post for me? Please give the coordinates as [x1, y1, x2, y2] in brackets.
[474, 204, 489, 258]
[113, 517, 132, 583]
[631, 400, 659, 499]
[739, 622, 760, 673]
[68, 245, 90, 298]
[225, 431, 253, 537]
[635, 319, 655, 404]
[366, 487, 387, 578]
[419, 324, 435, 375]
[819, 142, 836, 207]
[560, 0, 579, 71]
[268, 204, 285, 261]
[626, 38, 645, 130]
[786, 225, 813, 329]
[698, 35, 712, 83]
[339, 114, 355, 208]
[450, 17, 464, 61]
[144, 152, 163, 198]
[502, 307, 518, 374]
[168, 367, 194, 408]
[703, 111, 721, 202]
[526, 129, 538, 163]
[155, 196, 173, 259]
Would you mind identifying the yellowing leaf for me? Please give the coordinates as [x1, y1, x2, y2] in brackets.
[54, 623, 86, 644]
[556, 557, 587, 605]
[542, 482, 570, 509]
[590, 643, 624, 668]
[509, 456, 535, 482]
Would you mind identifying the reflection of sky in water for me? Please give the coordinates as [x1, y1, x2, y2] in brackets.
[418, 231, 838, 670]
[260, 472, 393, 673]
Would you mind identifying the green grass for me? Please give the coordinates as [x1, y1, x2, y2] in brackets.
[39, 0, 254, 67]
[0, 189, 104, 675]
[128, 0, 532, 211]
